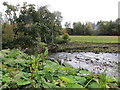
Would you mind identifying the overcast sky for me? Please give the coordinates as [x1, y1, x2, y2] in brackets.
[0, 0, 119, 27]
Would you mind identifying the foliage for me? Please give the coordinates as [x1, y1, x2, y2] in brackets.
[62, 33, 69, 40]
[62, 33, 70, 43]
[54, 33, 70, 44]
[0, 49, 119, 89]
[0, 12, 2, 50]
[2, 23, 15, 49]
[2, 2, 62, 50]
[72, 22, 84, 35]
[84, 22, 93, 35]
[65, 19, 119, 36]
[2, 23, 15, 42]
[54, 37, 68, 44]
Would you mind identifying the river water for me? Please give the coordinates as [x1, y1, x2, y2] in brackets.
[48, 52, 119, 78]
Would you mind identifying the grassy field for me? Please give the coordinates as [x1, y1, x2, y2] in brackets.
[69, 36, 118, 43]
[56, 36, 119, 53]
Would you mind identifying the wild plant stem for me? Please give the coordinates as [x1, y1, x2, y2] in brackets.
[84, 78, 93, 88]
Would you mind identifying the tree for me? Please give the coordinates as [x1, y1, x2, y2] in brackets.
[73, 22, 84, 35]
[97, 21, 118, 36]
[3, 2, 63, 50]
[3, 2, 19, 24]
[64, 22, 73, 35]
[37, 6, 62, 43]
[84, 22, 93, 35]
[0, 12, 2, 50]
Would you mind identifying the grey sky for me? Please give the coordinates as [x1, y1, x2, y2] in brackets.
[0, 0, 119, 27]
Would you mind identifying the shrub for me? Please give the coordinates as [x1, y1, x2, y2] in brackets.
[62, 33, 69, 40]
[54, 37, 66, 44]
[61, 33, 70, 43]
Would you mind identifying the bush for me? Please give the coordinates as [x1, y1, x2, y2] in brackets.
[54, 37, 66, 44]
[62, 33, 69, 40]
[54, 33, 70, 44]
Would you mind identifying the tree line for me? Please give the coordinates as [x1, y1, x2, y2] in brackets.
[64, 19, 120, 36]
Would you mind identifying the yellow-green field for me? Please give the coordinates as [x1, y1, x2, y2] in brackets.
[69, 36, 119, 43]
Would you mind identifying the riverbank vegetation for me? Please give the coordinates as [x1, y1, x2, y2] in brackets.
[0, 49, 119, 89]
[0, 1, 120, 89]
[56, 36, 119, 53]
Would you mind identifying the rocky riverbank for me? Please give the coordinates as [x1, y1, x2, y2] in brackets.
[48, 52, 119, 78]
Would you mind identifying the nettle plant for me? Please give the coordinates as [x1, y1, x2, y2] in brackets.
[0, 49, 119, 89]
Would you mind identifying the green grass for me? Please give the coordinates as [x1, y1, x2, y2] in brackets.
[69, 36, 118, 43]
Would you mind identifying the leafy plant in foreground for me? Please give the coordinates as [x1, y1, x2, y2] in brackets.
[0, 49, 119, 89]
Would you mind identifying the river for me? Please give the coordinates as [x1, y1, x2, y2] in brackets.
[48, 52, 119, 78]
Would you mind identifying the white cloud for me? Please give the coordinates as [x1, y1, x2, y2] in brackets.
[0, 0, 119, 27]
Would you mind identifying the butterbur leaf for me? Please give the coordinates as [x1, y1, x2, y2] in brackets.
[79, 70, 90, 75]
[44, 68, 53, 72]
[88, 82, 100, 88]
[62, 62, 73, 68]
[15, 58, 25, 65]
[0, 52, 4, 58]
[4, 58, 15, 66]
[106, 76, 117, 82]
[1, 49, 10, 55]
[0, 83, 9, 89]
[14, 72, 23, 77]
[74, 76, 87, 85]
[99, 81, 106, 88]
[2, 73, 12, 82]
[65, 83, 84, 88]
[44, 82, 56, 88]
[58, 76, 74, 83]
[44, 48, 48, 56]
[2, 76, 12, 82]
[16, 79, 30, 85]
[7, 49, 21, 58]
[23, 72, 31, 77]
[7, 67, 15, 72]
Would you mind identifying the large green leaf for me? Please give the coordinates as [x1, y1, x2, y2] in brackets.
[74, 76, 87, 85]
[2, 76, 12, 82]
[44, 67, 53, 72]
[16, 79, 30, 86]
[2, 73, 12, 82]
[106, 76, 117, 82]
[88, 82, 100, 88]
[4, 58, 16, 66]
[58, 76, 74, 83]
[43, 48, 48, 56]
[0, 83, 9, 89]
[7, 49, 21, 58]
[65, 83, 84, 88]
[43, 82, 57, 88]
[79, 70, 90, 75]
[62, 62, 73, 68]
